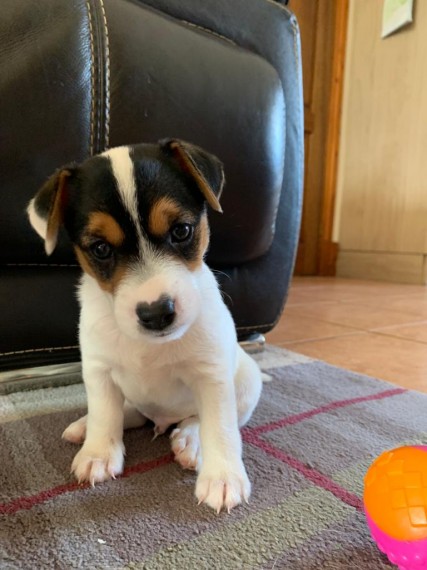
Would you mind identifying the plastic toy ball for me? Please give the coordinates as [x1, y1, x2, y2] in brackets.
[364, 446, 427, 569]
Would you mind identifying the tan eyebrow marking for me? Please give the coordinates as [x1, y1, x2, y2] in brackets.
[86, 212, 125, 246]
[149, 197, 185, 236]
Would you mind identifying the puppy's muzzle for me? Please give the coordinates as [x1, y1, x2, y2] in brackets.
[136, 296, 176, 332]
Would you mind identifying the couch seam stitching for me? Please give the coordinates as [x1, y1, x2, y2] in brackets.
[237, 323, 273, 332]
[99, 0, 111, 149]
[85, 0, 96, 156]
[0, 346, 80, 357]
[178, 19, 238, 47]
[4, 264, 79, 268]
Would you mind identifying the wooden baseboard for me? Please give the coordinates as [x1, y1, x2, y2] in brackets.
[337, 251, 427, 284]
[318, 240, 339, 275]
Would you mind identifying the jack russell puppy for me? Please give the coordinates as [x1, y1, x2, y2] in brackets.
[28, 139, 262, 513]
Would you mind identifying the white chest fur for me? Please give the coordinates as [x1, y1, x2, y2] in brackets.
[77, 264, 237, 427]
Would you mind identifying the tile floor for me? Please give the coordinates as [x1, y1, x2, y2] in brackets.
[266, 277, 427, 392]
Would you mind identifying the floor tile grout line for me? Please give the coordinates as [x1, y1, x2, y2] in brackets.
[271, 330, 365, 347]
[370, 330, 427, 346]
[270, 315, 363, 332]
[372, 320, 427, 332]
[282, 309, 427, 332]
[280, 328, 427, 349]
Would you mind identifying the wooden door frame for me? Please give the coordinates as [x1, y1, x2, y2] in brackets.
[318, 0, 349, 275]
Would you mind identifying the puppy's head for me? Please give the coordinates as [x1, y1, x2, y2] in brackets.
[28, 139, 224, 342]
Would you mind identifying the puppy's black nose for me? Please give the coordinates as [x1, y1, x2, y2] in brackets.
[136, 296, 176, 331]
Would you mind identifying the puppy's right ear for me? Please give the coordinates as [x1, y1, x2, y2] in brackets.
[27, 167, 74, 255]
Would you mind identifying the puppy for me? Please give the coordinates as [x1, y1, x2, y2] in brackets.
[27, 139, 262, 512]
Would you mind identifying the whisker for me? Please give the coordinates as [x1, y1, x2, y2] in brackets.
[211, 269, 232, 282]
[202, 285, 234, 306]
[221, 291, 234, 306]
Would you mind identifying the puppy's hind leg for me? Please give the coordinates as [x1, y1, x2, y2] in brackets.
[170, 416, 201, 471]
[234, 345, 263, 427]
[62, 402, 147, 444]
[62, 415, 88, 444]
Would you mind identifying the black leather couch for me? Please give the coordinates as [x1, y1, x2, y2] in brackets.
[0, 0, 303, 372]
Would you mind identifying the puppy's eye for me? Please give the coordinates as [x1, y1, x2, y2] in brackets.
[170, 223, 193, 243]
[90, 240, 113, 260]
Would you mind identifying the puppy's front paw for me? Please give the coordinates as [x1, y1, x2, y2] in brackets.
[71, 440, 125, 485]
[195, 462, 251, 513]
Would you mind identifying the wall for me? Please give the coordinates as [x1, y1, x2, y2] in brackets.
[334, 0, 427, 284]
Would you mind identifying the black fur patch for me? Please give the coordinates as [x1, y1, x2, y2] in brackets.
[132, 144, 207, 263]
[61, 144, 210, 281]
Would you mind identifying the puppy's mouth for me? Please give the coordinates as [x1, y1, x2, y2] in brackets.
[145, 323, 189, 343]
[153, 329, 174, 338]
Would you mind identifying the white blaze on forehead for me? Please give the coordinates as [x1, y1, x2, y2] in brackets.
[102, 146, 141, 234]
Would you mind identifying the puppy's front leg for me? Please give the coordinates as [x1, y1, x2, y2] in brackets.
[190, 372, 250, 513]
[71, 365, 125, 485]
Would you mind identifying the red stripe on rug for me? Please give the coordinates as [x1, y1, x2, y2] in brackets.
[249, 387, 406, 435]
[0, 453, 174, 515]
[244, 431, 363, 511]
[0, 388, 404, 516]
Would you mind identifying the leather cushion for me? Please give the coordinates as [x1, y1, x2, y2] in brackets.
[105, 1, 285, 265]
[0, 0, 92, 264]
[0, 0, 285, 267]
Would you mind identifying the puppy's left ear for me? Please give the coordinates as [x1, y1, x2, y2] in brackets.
[27, 167, 74, 255]
[160, 139, 225, 213]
